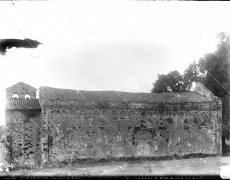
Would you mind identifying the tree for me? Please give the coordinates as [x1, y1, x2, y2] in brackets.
[152, 32, 230, 95]
[151, 63, 206, 93]
[198, 32, 230, 147]
[199, 54, 229, 98]
[151, 70, 187, 93]
[152, 74, 169, 93]
[152, 32, 230, 97]
[183, 61, 206, 91]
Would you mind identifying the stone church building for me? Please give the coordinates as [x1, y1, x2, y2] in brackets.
[5, 82, 222, 167]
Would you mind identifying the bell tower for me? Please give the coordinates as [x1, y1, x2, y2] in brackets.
[5, 82, 41, 166]
[5, 82, 37, 100]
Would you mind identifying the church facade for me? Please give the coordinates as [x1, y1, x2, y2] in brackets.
[5, 82, 222, 167]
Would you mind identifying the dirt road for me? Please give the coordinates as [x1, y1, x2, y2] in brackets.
[0, 156, 229, 177]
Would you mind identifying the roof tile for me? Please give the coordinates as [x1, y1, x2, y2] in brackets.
[6, 99, 41, 110]
[39, 86, 215, 104]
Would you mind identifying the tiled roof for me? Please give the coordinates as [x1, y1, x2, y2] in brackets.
[114, 91, 216, 103]
[40, 86, 86, 101]
[39, 86, 215, 103]
[6, 99, 41, 110]
[6, 82, 36, 91]
[80, 90, 122, 102]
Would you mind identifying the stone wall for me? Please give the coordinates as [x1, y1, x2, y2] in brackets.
[40, 99, 221, 112]
[4, 99, 222, 167]
[42, 107, 222, 165]
[5, 110, 42, 168]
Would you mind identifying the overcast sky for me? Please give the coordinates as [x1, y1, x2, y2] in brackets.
[0, 1, 230, 125]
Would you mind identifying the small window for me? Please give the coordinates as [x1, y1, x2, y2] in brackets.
[12, 94, 19, 99]
[25, 94, 30, 99]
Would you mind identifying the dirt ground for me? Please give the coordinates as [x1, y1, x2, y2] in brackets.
[0, 156, 229, 178]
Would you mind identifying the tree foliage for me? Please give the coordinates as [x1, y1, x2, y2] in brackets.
[183, 61, 206, 91]
[152, 32, 230, 98]
[152, 71, 186, 93]
[151, 64, 204, 93]
[199, 32, 230, 98]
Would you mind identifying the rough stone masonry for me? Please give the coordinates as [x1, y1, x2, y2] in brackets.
[4, 82, 222, 168]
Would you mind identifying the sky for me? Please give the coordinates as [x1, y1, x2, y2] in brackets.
[0, 1, 230, 125]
